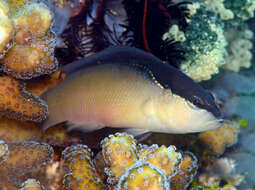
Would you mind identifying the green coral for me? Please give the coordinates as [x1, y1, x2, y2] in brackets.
[179, 7, 227, 82]
[224, 0, 255, 21]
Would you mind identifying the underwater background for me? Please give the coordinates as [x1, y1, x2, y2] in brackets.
[0, 0, 255, 189]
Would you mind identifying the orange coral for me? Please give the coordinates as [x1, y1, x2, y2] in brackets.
[199, 121, 240, 156]
[0, 116, 41, 142]
[2, 35, 58, 79]
[26, 70, 66, 97]
[139, 145, 181, 178]
[41, 123, 79, 146]
[101, 133, 138, 182]
[13, 2, 53, 43]
[117, 163, 169, 190]
[0, 141, 53, 188]
[61, 144, 104, 190]
[0, 75, 48, 122]
[170, 152, 198, 190]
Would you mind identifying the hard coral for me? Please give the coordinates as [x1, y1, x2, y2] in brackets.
[0, 0, 14, 58]
[199, 121, 240, 156]
[61, 144, 104, 190]
[0, 141, 53, 188]
[178, 7, 227, 82]
[0, 75, 48, 122]
[0, 0, 58, 79]
[100, 133, 197, 190]
[0, 116, 41, 142]
[13, 2, 53, 42]
[2, 34, 57, 79]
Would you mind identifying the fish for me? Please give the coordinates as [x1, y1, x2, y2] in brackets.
[41, 46, 223, 134]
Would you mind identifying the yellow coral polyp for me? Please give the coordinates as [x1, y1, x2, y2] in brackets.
[170, 152, 198, 190]
[199, 121, 240, 156]
[139, 145, 182, 178]
[62, 144, 103, 190]
[117, 163, 169, 190]
[14, 2, 53, 43]
[2, 35, 58, 79]
[101, 133, 138, 180]
[20, 179, 44, 190]
[0, 75, 48, 122]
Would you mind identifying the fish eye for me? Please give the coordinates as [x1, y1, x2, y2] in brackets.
[192, 95, 204, 106]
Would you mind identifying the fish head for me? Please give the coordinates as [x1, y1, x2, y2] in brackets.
[154, 90, 223, 133]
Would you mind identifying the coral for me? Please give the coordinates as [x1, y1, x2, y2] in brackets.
[116, 163, 170, 190]
[139, 145, 181, 178]
[0, 75, 48, 122]
[61, 144, 104, 190]
[224, 0, 255, 21]
[101, 133, 196, 189]
[170, 152, 198, 190]
[199, 121, 240, 156]
[177, 7, 227, 82]
[26, 70, 66, 97]
[13, 2, 53, 42]
[41, 123, 76, 146]
[20, 179, 44, 190]
[101, 133, 138, 182]
[0, 0, 14, 58]
[2, 34, 58, 79]
[0, 1, 58, 80]
[223, 26, 253, 72]
[0, 116, 41, 142]
[0, 141, 53, 188]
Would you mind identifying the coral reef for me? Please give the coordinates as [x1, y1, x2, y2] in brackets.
[0, 0, 58, 79]
[0, 133, 199, 190]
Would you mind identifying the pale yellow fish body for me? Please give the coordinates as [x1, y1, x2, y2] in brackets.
[42, 63, 221, 134]
[43, 64, 166, 132]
